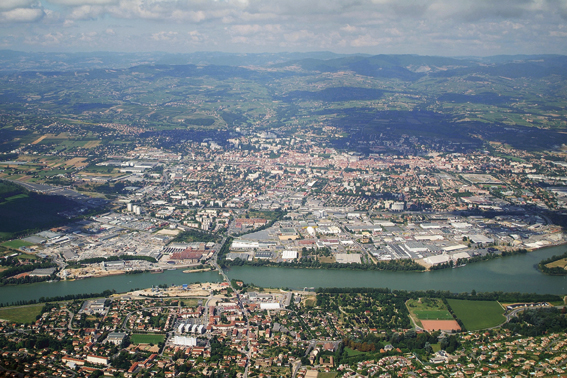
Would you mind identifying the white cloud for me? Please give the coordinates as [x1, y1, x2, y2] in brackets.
[340, 24, 359, 33]
[46, 0, 118, 5]
[0, 0, 565, 54]
[0, 0, 36, 11]
[0, 7, 44, 22]
[187, 30, 205, 42]
[150, 30, 178, 41]
[24, 31, 64, 45]
[68, 5, 105, 19]
[79, 31, 98, 41]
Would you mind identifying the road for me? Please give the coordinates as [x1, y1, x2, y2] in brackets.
[210, 236, 253, 377]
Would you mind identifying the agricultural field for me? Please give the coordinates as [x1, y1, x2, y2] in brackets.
[130, 333, 165, 345]
[447, 299, 506, 331]
[0, 304, 43, 324]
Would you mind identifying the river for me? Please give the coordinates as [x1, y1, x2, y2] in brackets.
[0, 270, 223, 306]
[1, 245, 566, 306]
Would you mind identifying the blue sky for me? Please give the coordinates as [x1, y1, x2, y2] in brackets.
[1, 0, 567, 55]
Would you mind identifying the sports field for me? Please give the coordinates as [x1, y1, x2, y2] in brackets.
[406, 298, 453, 327]
[413, 310, 453, 320]
[447, 299, 506, 331]
[130, 333, 165, 344]
[1, 240, 35, 249]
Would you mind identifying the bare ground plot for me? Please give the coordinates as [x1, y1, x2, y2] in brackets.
[65, 158, 88, 168]
[421, 319, 461, 332]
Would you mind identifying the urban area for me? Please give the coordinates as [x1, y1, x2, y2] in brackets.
[1, 132, 567, 377]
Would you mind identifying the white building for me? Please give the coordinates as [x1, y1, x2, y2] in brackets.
[423, 254, 451, 266]
[391, 202, 405, 211]
[173, 336, 197, 347]
[281, 250, 298, 260]
[231, 240, 260, 249]
[260, 303, 281, 310]
[86, 355, 109, 366]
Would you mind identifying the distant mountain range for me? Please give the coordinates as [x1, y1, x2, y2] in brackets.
[1, 50, 566, 80]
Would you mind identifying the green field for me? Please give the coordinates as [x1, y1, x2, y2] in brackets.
[130, 333, 165, 345]
[0, 304, 43, 323]
[406, 298, 453, 322]
[345, 347, 367, 357]
[447, 299, 506, 331]
[318, 373, 338, 378]
[1, 240, 35, 249]
[3, 193, 28, 203]
[413, 310, 453, 320]
[247, 210, 282, 220]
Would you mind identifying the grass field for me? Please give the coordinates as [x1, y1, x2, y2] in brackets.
[0, 304, 43, 323]
[413, 310, 453, 320]
[318, 373, 338, 378]
[345, 347, 367, 357]
[545, 258, 567, 269]
[14, 253, 39, 261]
[447, 299, 506, 331]
[130, 334, 165, 345]
[318, 256, 336, 264]
[406, 298, 453, 323]
[180, 299, 199, 307]
[304, 297, 316, 307]
[1, 240, 35, 249]
[247, 210, 281, 220]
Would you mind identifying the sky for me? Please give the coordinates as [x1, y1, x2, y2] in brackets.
[1, 0, 567, 56]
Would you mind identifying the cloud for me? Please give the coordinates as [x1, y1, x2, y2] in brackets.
[150, 30, 178, 41]
[0, 0, 565, 55]
[0, 0, 36, 11]
[68, 5, 106, 19]
[0, 7, 44, 22]
[46, 0, 118, 5]
[79, 31, 98, 41]
[24, 31, 64, 45]
[187, 30, 205, 42]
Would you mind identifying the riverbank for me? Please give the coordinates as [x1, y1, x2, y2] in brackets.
[183, 268, 214, 273]
[221, 258, 425, 272]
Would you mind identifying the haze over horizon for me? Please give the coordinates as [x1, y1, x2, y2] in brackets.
[1, 0, 567, 56]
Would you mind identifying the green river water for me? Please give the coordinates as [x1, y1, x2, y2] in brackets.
[1, 245, 566, 305]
